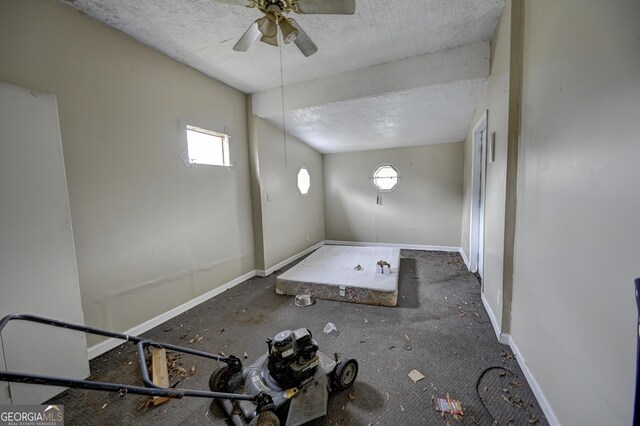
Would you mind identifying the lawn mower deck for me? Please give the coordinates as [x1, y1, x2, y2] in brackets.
[211, 328, 358, 426]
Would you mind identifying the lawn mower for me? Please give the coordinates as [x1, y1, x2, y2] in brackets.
[0, 313, 357, 426]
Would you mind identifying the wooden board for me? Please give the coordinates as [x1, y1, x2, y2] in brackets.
[152, 348, 170, 405]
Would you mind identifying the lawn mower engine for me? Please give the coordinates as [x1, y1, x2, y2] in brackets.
[267, 328, 320, 388]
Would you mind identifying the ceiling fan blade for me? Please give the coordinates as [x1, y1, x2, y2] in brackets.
[296, 0, 355, 15]
[289, 20, 318, 57]
[233, 20, 261, 52]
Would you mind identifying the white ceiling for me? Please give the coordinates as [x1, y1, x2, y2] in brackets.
[62, 0, 505, 153]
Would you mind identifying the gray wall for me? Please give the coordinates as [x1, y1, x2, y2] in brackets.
[461, 0, 513, 332]
[324, 144, 464, 247]
[248, 115, 325, 271]
[511, 0, 640, 424]
[0, 0, 255, 345]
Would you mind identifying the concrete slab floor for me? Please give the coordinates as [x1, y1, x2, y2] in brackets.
[47, 250, 548, 425]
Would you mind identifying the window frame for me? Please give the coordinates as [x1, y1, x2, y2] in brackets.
[371, 164, 399, 192]
[185, 124, 231, 167]
[296, 167, 311, 196]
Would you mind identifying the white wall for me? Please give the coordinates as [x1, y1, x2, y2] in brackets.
[324, 143, 464, 247]
[511, 0, 640, 424]
[0, 0, 255, 345]
[248, 115, 325, 272]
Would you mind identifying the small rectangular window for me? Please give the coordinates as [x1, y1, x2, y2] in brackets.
[186, 125, 230, 166]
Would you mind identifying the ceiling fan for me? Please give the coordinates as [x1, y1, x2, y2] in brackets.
[215, 0, 356, 57]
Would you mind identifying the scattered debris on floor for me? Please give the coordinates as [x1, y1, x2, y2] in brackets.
[433, 394, 463, 420]
[348, 393, 355, 401]
[137, 399, 154, 412]
[408, 369, 425, 383]
[528, 414, 540, 424]
[188, 334, 204, 344]
[501, 392, 526, 409]
[376, 260, 391, 274]
[354, 264, 362, 270]
[501, 350, 514, 363]
[324, 322, 340, 336]
[295, 294, 315, 306]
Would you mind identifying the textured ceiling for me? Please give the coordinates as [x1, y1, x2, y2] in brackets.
[62, 0, 505, 153]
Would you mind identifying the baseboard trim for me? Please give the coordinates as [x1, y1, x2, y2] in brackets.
[480, 295, 560, 425]
[256, 241, 325, 277]
[87, 269, 257, 360]
[459, 248, 470, 270]
[325, 240, 461, 253]
[89, 242, 328, 359]
[480, 292, 509, 344]
[503, 334, 561, 426]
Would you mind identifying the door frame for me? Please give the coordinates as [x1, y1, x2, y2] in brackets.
[469, 110, 488, 279]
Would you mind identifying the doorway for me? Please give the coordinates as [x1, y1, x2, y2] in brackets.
[469, 111, 487, 280]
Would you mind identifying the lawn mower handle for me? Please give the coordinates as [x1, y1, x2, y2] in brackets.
[0, 313, 265, 404]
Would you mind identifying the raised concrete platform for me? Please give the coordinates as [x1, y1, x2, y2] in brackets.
[276, 245, 400, 307]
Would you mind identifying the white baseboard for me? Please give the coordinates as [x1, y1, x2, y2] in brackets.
[256, 241, 325, 277]
[87, 269, 256, 360]
[459, 248, 470, 270]
[480, 292, 509, 344]
[480, 294, 560, 425]
[325, 240, 461, 253]
[503, 334, 561, 426]
[88, 242, 327, 359]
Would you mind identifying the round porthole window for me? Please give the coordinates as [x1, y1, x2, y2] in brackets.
[372, 164, 399, 191]
[297, 167, 310, 196]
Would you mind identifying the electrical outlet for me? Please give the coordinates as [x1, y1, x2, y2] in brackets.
[497, 291, 501, 305]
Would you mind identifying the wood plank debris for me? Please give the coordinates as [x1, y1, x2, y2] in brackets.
[152, 348, 170, 406]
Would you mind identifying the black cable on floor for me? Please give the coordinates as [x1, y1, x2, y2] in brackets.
[475, 366, 518, 424]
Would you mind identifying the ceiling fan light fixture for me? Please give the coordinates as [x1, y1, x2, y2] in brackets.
[279, 17, 298, 44]
[257, 14, 277, 38]
[260, 33, 279, 46]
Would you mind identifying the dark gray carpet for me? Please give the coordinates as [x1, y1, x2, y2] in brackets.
[48, 250, 548, 425]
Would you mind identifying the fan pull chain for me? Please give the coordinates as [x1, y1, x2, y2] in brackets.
[278, 25, 288, 168]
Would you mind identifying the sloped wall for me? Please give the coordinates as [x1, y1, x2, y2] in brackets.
[248, 114, 325, 272]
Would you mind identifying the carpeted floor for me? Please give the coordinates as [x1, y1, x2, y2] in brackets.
[48, 250, 548, 425]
